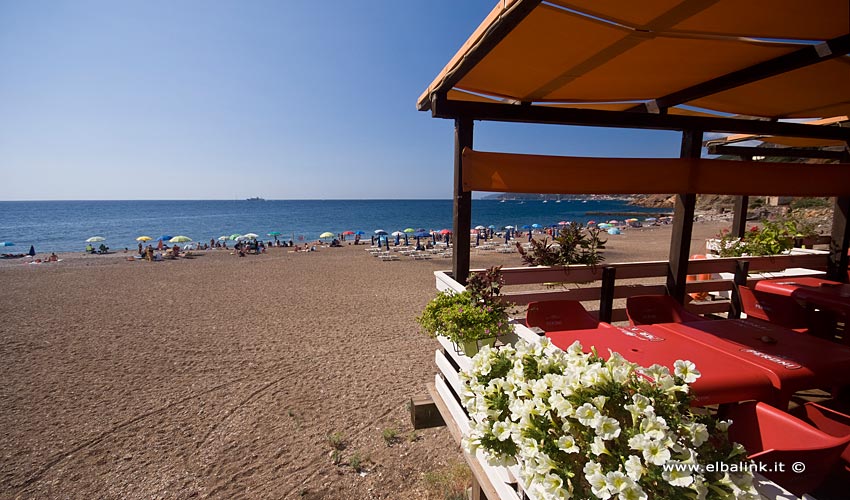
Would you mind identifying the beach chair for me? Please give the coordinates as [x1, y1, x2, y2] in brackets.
[625, 295, 702, 325]
[725, 401, 850, 496]
[526, 300, 601, 332]
[737, 285, 808, 332]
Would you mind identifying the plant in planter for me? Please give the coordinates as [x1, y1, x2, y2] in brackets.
[416, 266, 514, 356]
[715, 218, 797, 257]
[460, 339, 758, 499]
[517, 223, 606, 267]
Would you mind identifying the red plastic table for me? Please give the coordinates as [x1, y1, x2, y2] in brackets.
[546, 325, 776, 406]
[656, 319, 850, 405]
[754, 277, 850, 318]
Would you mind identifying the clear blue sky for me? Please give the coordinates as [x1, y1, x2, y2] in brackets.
[0, 0, 682, 201]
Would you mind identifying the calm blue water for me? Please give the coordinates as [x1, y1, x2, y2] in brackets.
[0, 199, 669, 253]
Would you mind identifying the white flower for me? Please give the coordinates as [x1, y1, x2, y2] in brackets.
[716, 419, 732, 432]
[575, 402, 601, 427]
[662, 467, 694, 487]
[605, 470, 630, 493]
[586, 471, 611, 500]
[674, 359, 701, 383]
[620, 484, 648, 500]
[625, 455, 644, 481]
[641, 439, 672, 466]
[549, 392, 574, 418]
[590, 436, 608, 456]
[556, 435, 579, 453]
[687, 422, 709, 447]
[492, 420, 512, 441]
[594, 416, 621, 440]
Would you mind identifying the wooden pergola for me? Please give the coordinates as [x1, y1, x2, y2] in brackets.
[417, 0, 850, 301]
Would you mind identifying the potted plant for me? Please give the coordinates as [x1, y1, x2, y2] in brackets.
[417, 267, 514, 356]
[459, 339, 758, 499]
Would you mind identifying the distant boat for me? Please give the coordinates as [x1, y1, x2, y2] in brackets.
[500, 199, 506, 203]
[246, 197, 265, 201]
[542, 200, 548, 203]
[555, 200, 561, 203]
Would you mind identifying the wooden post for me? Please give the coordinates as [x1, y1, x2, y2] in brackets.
[827, 195, 850, 283]
[453, 117, 473, 285]
[599, 266, 616, 323]
[729, 260, 750, 319]
[667, 130, 702, 303]
[731, 195, 749, 238]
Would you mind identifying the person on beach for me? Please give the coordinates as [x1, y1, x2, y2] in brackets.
[48, 253, 58, 262]
[138, 242, 143, 255]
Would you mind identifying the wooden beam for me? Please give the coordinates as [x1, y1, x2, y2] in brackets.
[418, 0, 542, 111]
[431, 97, 850, 141]
[460, 149, 850, 196]
[453, 118, 474, 285]
[598, 267, 616, 323]
[409, 394, 445, 429]
[708, 144, 847, 160]
[628, 34, 850, 113]
[667, 130, 701, 303]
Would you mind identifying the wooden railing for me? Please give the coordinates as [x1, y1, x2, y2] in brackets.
[435, 252, 829, 323]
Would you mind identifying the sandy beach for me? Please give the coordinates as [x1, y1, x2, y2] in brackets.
[0, 220, 728, 499]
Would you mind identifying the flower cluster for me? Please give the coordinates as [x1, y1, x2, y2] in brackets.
[459, 339, 757, 499]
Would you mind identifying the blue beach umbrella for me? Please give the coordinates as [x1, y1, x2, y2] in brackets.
[531, 223, 542, 229]
[157, 235, 173, 241]
[1, 241, 14, 247]
[354, 231, 365, 235]
[412, 230, 429, 238]
[521, 225, 531, 230]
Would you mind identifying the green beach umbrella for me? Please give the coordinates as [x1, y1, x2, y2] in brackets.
[86, 236, 106, 243]
[267, 231, 281, 237]
[228, 234, 242, 240]
[319, 232, 335, 239]
[169, 236, 192, 243]
[403, 228, 415, 233]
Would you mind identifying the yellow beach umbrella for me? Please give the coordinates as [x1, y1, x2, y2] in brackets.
[136, 236, 152, 242]
[319, 232, 335, 239]
[169, 235, 192, 243]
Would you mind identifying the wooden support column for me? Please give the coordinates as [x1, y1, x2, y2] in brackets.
[828, 195, 850, 282]
[731, 156, 751, 238]
[667, 130, 702, 303]
[732, 195, 749, 238]
[729, 260, 750, 319]
[598, 267, 616, 323]
[453, 117, 473, 285]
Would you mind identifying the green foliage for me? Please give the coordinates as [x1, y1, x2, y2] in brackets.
[416, 267, 513, 343]
[790, 197, 829, 210]
[348, 451, 366, 472]
[382, 427, 399, 446]
[516, 222, 606, 267]
[327, 431, 346, 451]
[716, 213, 820, 257]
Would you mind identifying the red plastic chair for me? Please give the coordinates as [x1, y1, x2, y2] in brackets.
[625, 295, 703, 326]
[737, 285, 808, 332]
[725, 401, 850, 496]
[790, 401, 850, 470]
[526, 300, 601, 332]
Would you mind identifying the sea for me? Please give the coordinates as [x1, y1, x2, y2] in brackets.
[0, 199, 669, 253]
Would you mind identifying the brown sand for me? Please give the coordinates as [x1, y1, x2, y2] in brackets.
[0, 220, 728, 499]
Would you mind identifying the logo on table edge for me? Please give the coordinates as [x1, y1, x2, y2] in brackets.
[617, 327, 666, 342]
[740, 349, 801, 370]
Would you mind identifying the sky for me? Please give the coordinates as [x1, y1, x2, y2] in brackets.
[0, 0, 683, 201]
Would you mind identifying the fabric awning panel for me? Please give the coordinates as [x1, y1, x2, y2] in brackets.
[461, 148, 850, 196]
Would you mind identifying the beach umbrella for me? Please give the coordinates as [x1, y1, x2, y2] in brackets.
[488, 225, 496, 229]
[267, 231, 281, 237]
[608, 220, 619, 224]
[1, 242, 14, 246]
[558, 221, 568, 225]
[157, 235, 173, 241]
[403, 228, 415, 233]
[218, 235, 229, 241]
[412, 230, 429, 238]
[439, 229, 452, 235]
[645, 217, 657, 222]
[505, 225, 515, 230]
[607, 227, 622, 235]
[228, 234, 242, 240]
[342, 231, 355, 235]
[243, 233, 259, 239]
[474, 225, 486, 230]
[169, 235, 192, 243]
[136, 236, 152, 242]
[391, 231, 405, 236]
[521, 225, 531, 229]
[86, 236, 106, 243]
[319, 232, 335, 238]
[531, 223, 542, 229]
[354, 230, 365, 235]
[374, 229, 388, 235]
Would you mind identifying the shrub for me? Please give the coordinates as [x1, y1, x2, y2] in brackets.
[516, 223, 606, 267]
